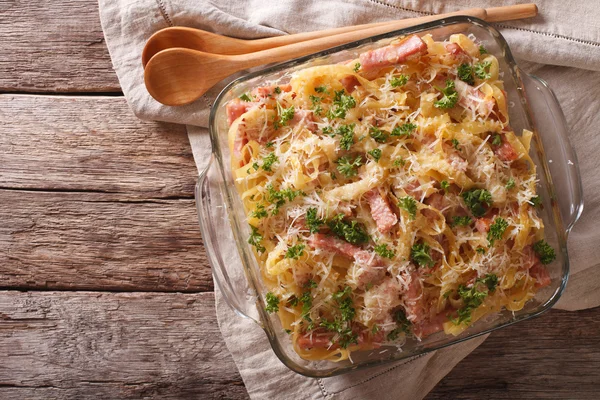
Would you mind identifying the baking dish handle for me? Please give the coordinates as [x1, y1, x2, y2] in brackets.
[196, 158, 261, 324]
[521, 73, 584, 234]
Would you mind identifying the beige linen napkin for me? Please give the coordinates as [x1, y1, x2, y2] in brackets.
[99, 0, 600, 398]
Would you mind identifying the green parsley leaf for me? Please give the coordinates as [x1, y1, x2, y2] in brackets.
[274, 86, 282, 94]
[434, 80, 459, 109]
[265, 292, 280, 313]
[265, 184, 304, 214]
[336, 155, 363, 178]
[261, 152, 278, 172]
[476, 247, 486, 254]
[314, 86, 328, 94]
[370, 126, 388, 143]
[275, 102, 295, 127]
[353, 62, 361, 72]
[398, 196, 417, 220]
[461, 189, 493, 217]
[239, 93, 252, 102]
[457, 63, 475, 85]
[491, 134, 502, 146]
[265, 141, 274, 148]
[299, 290, 313, 321]
[479, 45, 488, 55]
[309, 94, 323, 116]
[306, 207, 323, 234]
[284, 328, 292, 334]
[336, 123, 356, 151]
[387, 309, 411, 340]
[443, 290, 453, 299]
[440, 180, 450, 192]
[393, 157, 406, 167]
[368, 148, 382, 162]
[327, 214, 369, 245]
[287, 295, 299, 307]
[451, 216, 472, 227]
[487, 217, 509, 246]
[285, 244, 306, 260]
[322, 126, 333, 136]
[411, 242, 435, 268]
[327, 89, 356, 119]
[391, 122, 416, 137]
[248, 225, 265, 253]
[451, 138, 461, 150]
[374, 243, 395, 259]
[529, 196, 542, 208]
[533, 240, 556, 265]
[505, 177, 515, 190]
[250, 203, 268, 219]
[451, 274, 498, 325]
[390, 74, 409, 87]
[474, 61, 492, 80]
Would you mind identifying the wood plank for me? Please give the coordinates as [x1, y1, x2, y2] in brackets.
[0, 291, 248, 400]
[0, 190, 213, 292]
[0, 0, 119, 92]
[0, 95, 197, 199]
[427, 307, 600, 399]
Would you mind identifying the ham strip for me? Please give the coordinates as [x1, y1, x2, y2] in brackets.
[290, 109, 317, 132]
[454, 79, 495, 118]
[494, 135, 519, 162]
[359, 34, 427, 71]
[530, 263, 551, 288]
[340, 75, 361, 93]
[251, 83, 292, 98]
[365, 189, 398, 234]
[226, 98, 257, 126]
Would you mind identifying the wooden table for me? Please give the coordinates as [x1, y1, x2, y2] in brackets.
[1, 2, 599, 399]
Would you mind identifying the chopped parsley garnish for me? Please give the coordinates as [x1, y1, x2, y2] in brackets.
[250, 203, 268, 219]
[487, 217, 509, 246]
[333, 286, 355, 321]
[457, 63, 475, 85]
[248, 225, 265, 253]
[327, 214, 369, 245]
[451, 274, 498, 325]
[505, 177, 516, 189]
[479, 45, 488, 55]
[285, 244, 305, 259]
[275, 102, 295, 128]
[451, 138, 461, 150]
[239, 93, 252, 102]
[374, 243, 395, 259]
[398, 196, 417, 220]
[387, 309, 411, 340]
[391, 122, 416, 137]
[393, 157, 406, 167]
[441, 180, 450, 192]
[336, 155, 363, 178]
[265, 184, 304, 214]
[327, 89, 356, 119]
[265, 141, 274, 148]
[476, 247, 486, 254]
[529, 196, 542, 208]
[390, 74, 409, 87]
[261, 152, 278, 172]
[369, 126, 388, 143]
[475, 61, 492, 80]
[336, 123, 356, 150]
[265, 292, 280, 313]
[353, 62, 361, 72]
[533, 240, 556, 265]
[299, 290, 313, 322]
[306, 207, 323, 234]
[461, 188, 493, 217]
[309, 94, 323, 116]
[492, 134, 502, 146]
[320, 287, 358, 348]
[411, 242, 434, 268]
[284, 329, 292, 334]
[434, 80, 459, 109]
[451, 216, 472, 227]
[314, 85, 328, 94]
[274, 86, 282, 94]
[322, 126, 333, 136]
[368, 148, 382, 162]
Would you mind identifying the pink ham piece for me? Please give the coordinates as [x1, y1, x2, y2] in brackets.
[340, 75, 361, 93]
[493, 135, 519, 162]
[290, 109, 317, 132]
[251, 83, 292, 98]
[297, 330, 334, 350]
[475, 217, 492, 233]
[308, 233, 386, 288]
[454, 79, 495, 118]
[530, 263, 551, 288]
[445, 43, 471, 63]
[413, 311, 447, 338]
[359, 34, 427, 71]
[226, 98, 257, 126]
[365, 189, 398, 234]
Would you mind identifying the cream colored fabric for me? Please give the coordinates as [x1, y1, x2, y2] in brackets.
[99, 0, 600, 398]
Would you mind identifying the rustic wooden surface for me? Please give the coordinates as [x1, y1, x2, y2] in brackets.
[1, 1, 599, 399]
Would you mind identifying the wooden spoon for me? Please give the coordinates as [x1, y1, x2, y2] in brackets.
[141, 3, 537, 66]
[145, 8, 488, 106]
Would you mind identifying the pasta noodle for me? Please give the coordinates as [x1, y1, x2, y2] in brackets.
[225, 33, 556, 361]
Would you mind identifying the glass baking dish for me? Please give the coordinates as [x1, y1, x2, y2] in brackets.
[195, 16, 583, 377]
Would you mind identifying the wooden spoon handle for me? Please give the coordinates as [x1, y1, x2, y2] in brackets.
[233, 8, 487, 69]
[485, 3, 538, 22]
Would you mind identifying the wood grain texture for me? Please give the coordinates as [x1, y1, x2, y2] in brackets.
[427, 307, 600, 399]
[0, 291, 248, 400]
[0, 95, 197, 199]
[0, 0, 119, 92]
[0, 190, 213, 292]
